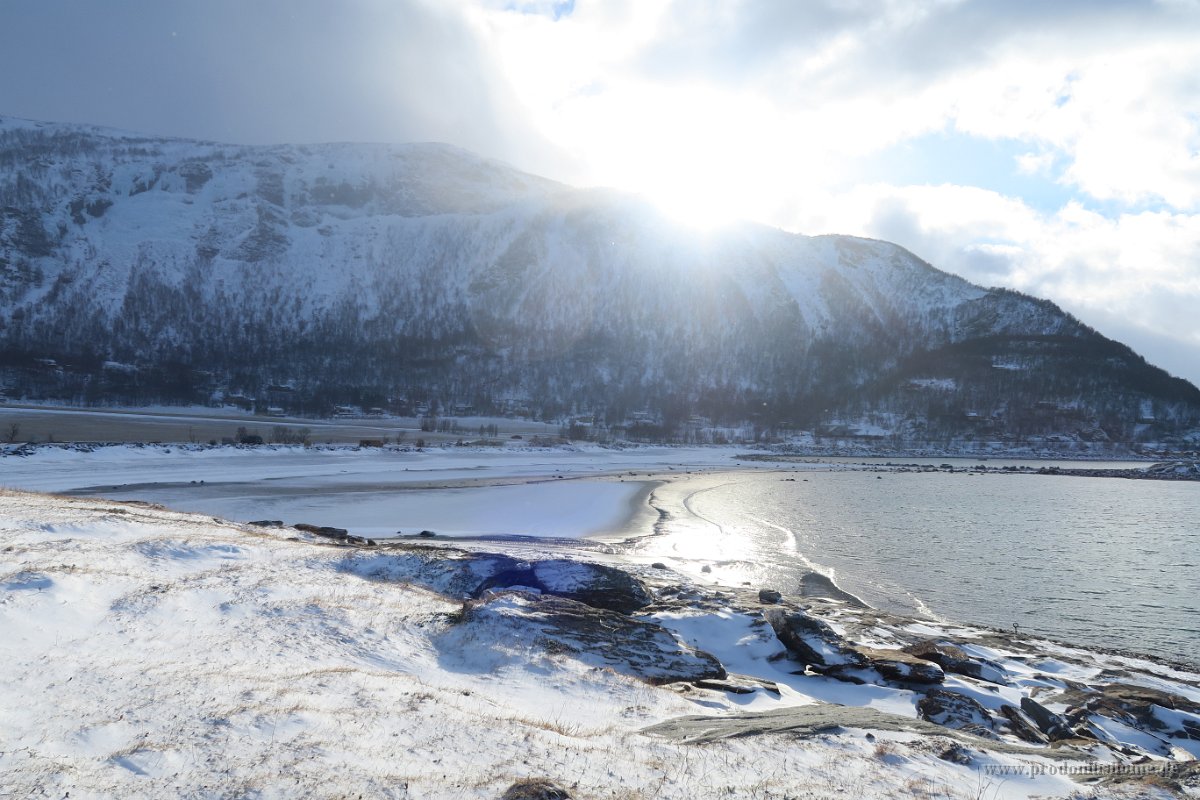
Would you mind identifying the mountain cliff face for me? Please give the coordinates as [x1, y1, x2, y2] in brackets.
[1, 116, 1197, 441]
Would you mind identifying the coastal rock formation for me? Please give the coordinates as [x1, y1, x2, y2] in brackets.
[1060, 683, 1200, 742]
[848, 646, 945, 684]
[449, 591, 725, 685]
[901, 639, 1007, 683]
[340, 548, 652, 613]
[478, 558, 653, 614]
[8, 487, 1200, 800]
[916, 689, 996, 736]
[765, 609, 943, 684]
[764, 608, 867, 671]
[642, 703, 1090, 759]
[998, 704, 1049, 744]
[1020, 696, 1074, 741]
[314, 529, 1200, 774]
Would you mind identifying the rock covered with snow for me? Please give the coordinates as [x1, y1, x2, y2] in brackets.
[901, 639, 1008, 683]
[449, 591, 725, 685]
[500, 778, 572, 800]
[763, 608, 867, 671]
[481, 557, 653, 613]
[916, 689, 996, 736]
[343, 548, 653, 613]
[849, 645, 946, 684]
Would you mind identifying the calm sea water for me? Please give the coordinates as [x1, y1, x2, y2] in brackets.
[640, 466, 1200, 666]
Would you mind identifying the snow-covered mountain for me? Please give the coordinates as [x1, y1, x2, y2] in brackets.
[1, 116, 1197, 440]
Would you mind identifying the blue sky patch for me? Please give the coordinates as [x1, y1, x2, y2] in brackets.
[854, 131, 1075, 214]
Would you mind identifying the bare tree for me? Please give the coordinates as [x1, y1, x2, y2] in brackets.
[4, 423, 19, 443]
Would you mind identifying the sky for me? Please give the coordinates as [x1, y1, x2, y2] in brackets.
[2, 0, 1199, 386]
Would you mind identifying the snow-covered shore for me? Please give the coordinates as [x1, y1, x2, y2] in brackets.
[0, 441, 1173, 539]
[0, 442, 771, 540]
[3, 488, 1199, 799]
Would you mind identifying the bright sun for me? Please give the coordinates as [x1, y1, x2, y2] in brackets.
[568, 85, 804, 232]
[639, 176, 747, 231]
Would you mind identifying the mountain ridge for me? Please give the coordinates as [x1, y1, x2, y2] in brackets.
[1, 116, 1197, 445]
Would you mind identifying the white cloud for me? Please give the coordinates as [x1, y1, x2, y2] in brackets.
[463, 0, 1200, 382]
[467, 0, 1200, 214]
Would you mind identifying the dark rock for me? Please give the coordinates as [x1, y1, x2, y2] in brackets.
[249, 519, 283, 527]
[700, 565, 712, 573]
[418, 530, 436, 537]
[691, 681, 753, 695]
[455, 592, 724, 685]
[938, 744, 974, 765]
[764, 608, 867, 671]
[798, 571, 867, 606]
[475, 558, 653, 614]
[500, 777, 571, 800]
[901, 639, 1007, 684]
[1179, 718, 1200, 741]
[643, 704, 1093, 760]
[999, 704, 1049, 744]
[1020, 697, 1073, 741]
[758, 589, 782, 604]
[1071, 725, 1100, 740]
[293, 523, 348, 539]
[651, 562, 668, 570]
[848, 646, 945, 684]
[917, 689, 995, 735]
[1062, 683, 1200, 740]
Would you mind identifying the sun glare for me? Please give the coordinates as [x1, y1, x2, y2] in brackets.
[525, 78, 799, 230]
[640, 179, 746, 231]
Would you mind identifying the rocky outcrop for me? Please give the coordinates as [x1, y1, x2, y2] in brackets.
[475, 557, 653, 614]
[343, 540, 1200, 769]
[294, 523, 349, 539]
[454, 591, 725, 685]
[999, 704, 1049, 744]
[849, 646, 944, 684]
[1060, 682, 1200, 741]
[1033, 462, 1200, 481]
[765, 609, 943, 684]
[642, 703, 1092, 758]
[345, 548, 652, 614]
[1020, 697, 1073, 741]
[917, 689, 995, 736]
[764, 608, 867, 671]
[500, 778, 571, 800]
[693, 675, 780, 696]
[901, 639, 1007, 683]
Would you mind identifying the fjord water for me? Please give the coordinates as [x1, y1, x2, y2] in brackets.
[648, 467, 1199, 667]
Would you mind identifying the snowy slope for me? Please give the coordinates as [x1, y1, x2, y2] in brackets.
[5, 489, 1186, 799]
[1, 116, 1197, 436]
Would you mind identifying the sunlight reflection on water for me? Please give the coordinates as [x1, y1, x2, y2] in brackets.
[639, 468, 1200, 666]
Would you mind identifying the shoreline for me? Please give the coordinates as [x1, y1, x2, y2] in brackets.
[5, 443, 1195, 671]
[619, 466, 1200, 673]
[7, 486, 1200, 798]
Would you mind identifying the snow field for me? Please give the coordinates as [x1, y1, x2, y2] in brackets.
[0, 489, 1132, 799]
